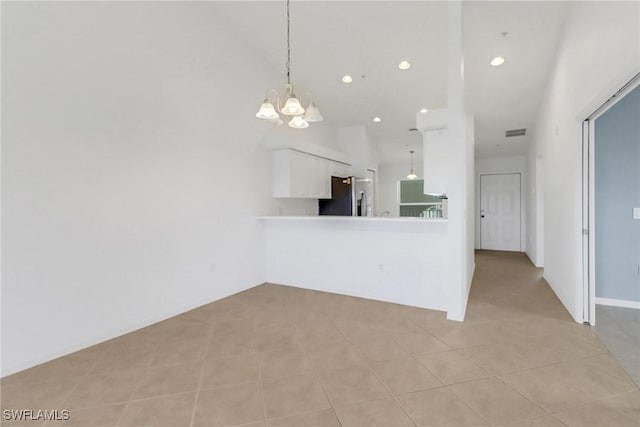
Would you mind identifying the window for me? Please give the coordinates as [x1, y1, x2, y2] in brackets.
[398, 179, 443, 217]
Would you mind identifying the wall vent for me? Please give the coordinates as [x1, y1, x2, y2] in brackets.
[505, 128, 526, 137]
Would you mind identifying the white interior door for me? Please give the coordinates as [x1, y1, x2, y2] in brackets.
[480, 173, 521, 251]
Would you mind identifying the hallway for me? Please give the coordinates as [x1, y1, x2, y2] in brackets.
[1, 251, 639, 426]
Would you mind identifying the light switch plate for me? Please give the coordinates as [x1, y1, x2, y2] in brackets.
[634, 207, 640, 220]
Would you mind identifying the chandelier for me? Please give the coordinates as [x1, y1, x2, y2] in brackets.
[255, 0, 323, 129]
[407, 150, 418, 180]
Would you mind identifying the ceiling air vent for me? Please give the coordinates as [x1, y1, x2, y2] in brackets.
[505, 128, 526, 137]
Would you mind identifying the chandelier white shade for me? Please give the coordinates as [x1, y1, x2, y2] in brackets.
[256, 100, 279, 120]
[281, 95, 305, 116]
[255, 0, 322, 129]
[288, 115, 310, 129]
[303, 102, 323, 122]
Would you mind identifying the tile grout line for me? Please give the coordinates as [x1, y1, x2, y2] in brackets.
[400, 351, 495, 427]
[245, 300, 269, 425]
[284, 299, 342, 426]
[382, 353, 435, 427]
[310, 300, 365, 419]
[254, 326, 269, 426]
[188, 343, 210, 427]
[480, 341, 640, 418]
[437, 384, 496, 427]
[322, 306, 420, 426]
[411, 345, 492, 387]
[547, 396, 639, 425]
[112, 362, 151, 427]
[56, 354, 133, 426]
[447, 376, 545, 427]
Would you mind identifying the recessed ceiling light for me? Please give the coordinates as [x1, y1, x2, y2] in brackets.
[372, 117, 382, 123]
[398, 60, 411, 70]
[490, 56, 505, 67]
[419, 108, 428, 113]
[342, 75, 353, 83]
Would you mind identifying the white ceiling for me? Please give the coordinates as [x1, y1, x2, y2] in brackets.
[214, 1, 570, 164]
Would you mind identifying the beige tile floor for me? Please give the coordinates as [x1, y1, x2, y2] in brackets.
[2, 250, 639, 426]
[594, 305, 640, 387]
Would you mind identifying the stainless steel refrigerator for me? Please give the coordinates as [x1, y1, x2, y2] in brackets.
[318, 176, 373, 216]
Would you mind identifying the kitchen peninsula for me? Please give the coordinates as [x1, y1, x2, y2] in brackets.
[258, 215, 450, 314]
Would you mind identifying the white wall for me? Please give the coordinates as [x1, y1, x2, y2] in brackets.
[1, 2, 337, 375]
[529, 1, 639, 322]
[377, 163, 425, 217]
[337, 125, 378, 178]
[443, 1, 473, 321]
[466, 116, 476, 295]
[526, 145, 544, 267]
[263, 218, 449, 311]
[474, 156, 527, 251]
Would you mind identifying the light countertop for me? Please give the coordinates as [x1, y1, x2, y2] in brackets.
[257, 215, 447, 223]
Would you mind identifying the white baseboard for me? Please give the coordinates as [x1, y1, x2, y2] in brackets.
[525, 251, 536, 267]
[596, 297, 640, 309]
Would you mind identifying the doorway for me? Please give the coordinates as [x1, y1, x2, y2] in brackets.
[582, 73, 640, 325]
[479, 173, 522, 251]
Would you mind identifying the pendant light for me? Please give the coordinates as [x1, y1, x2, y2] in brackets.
[255, 0, 322, 129]
[407, 150, 418, 180]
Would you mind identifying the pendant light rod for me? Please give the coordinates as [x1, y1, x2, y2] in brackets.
[286, 0, 291, 86]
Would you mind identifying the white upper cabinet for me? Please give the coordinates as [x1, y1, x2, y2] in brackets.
[272, 149, 350, 199]
[329, 160, 350, 178]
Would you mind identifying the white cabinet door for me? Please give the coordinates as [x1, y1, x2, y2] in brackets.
[329, 161, 350, 178]
[272, 149, 292, 198]
[315, 158, 332, 199]
[272, 149, 338, 199]
[290, 150, 308, 197]
[320, 160, 332, 198]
